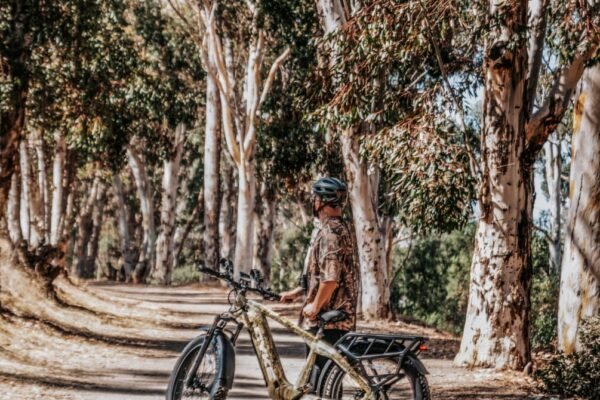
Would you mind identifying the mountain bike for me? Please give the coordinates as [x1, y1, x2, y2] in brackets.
[166, 259, 430, 400]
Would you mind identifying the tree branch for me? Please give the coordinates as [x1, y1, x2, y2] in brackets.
[526, 40, 599, 154]
[525, 0, 548, 115]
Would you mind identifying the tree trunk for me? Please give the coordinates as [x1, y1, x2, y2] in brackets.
[219, 156, 236, 262]
[50, 131, 66, 246]
[153, 125, 185, 285]
[83, 183, 107, 279]
[543, 136, 562, 274]
[233, 159, 256, 276]
[18, 140, 32, 244]
[7, 173, 22, 243]
[72, 178, 102, 279]
[558, 65, 600, 354]
[32, 131, 49, 242]
[203, 73, 222, 271]
[127, 147, 156, 283]
[112, 174, 135, 281]
[455, 20, 532, 369]
[253, 182, 277, 284]
[341, 130, 390, 319]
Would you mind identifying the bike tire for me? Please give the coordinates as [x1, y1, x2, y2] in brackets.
[166, 334, 229, 400]
[316, 354, 430, 400]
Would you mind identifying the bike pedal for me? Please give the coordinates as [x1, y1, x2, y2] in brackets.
[291, 383, 313, 400]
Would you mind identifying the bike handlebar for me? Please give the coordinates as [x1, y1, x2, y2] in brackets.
[198, 267, 281, 301]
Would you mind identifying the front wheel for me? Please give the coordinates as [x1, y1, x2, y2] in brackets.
[166, 334, 229, 400]
[316, 355, 430, 400]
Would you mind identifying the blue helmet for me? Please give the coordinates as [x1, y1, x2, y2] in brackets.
[312, 177, 348, 207]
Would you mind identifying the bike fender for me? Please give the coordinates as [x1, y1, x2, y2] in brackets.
[405, 354, 429, 375]
[215, 331, 236, 389]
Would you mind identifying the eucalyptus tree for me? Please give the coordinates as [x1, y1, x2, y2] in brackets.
[454, 0, 599, 370]
[312, 0, 477, 319]
[558, 64, 600, 353]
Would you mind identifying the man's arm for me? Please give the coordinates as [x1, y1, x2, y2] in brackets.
[279, 286, 304, 302]
[302, 281, 338, 320]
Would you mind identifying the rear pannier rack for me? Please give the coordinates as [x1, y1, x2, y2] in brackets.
[334, 332, 428, 390]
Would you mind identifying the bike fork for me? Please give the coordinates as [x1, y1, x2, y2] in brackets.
[184, 316, 221, 388]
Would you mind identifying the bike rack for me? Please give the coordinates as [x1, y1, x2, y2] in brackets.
[334, 332, 427, 392]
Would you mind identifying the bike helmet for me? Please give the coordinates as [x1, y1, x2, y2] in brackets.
[312, 177, 348, 207]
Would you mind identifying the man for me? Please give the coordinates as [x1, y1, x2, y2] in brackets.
[280, 177, 358, 372]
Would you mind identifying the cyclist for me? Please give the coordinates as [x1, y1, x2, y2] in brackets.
[280, 177, 359, 375]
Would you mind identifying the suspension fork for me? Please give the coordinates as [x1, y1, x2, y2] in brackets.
[185, 315, 229, 387]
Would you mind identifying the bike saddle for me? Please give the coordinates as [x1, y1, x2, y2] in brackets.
[318, 310, 348, 324]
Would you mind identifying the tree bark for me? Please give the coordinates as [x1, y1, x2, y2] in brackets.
[234, 159, 256, 275]
[50, 131, 66, 246]
[341, 130, 390, 319]
[153, 125, 185, 285]
[18, 140, 31, 244]
[558, 65, 600, 354]
[32, 131, 49, 242]
[253, 182, 277, 284]
[127, 147, 156, 283]
[7, 173, 22, 243]
[543, 136, 562, 274]
[72, 177, 103, 279]
[203, 73, 222, 271]
[112, 174, 135, 281]
[455, 5, 532, 368]
[83, 182, 107, 279]
[219, 156, 236, 262]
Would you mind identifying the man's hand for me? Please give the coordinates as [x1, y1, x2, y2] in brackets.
[279, 287, 303, 303]
[302, 302, 319, 320]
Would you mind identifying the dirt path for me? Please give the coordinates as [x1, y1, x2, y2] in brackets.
[0, 283, 546, 399]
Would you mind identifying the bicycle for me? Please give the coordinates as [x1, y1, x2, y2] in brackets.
[166, 260, 430, 400]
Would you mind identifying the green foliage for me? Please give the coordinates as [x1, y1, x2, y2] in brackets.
[536, 316, 600, 399]
[362, 116, 475, 234]
[270, 221, 314, 292]
[390, 224, 474, 333]
[171, 264, 203, 286]
[531, 232, 559, 348]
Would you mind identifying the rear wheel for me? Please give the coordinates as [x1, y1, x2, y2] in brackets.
[166, 334, 229, 400]
[316, 355, 429, 400]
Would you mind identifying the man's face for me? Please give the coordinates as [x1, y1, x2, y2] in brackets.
[312, 196, 322, 217]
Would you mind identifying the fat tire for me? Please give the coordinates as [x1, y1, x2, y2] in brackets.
[166, 334, 229, 400]
[316, 355, 430, 400]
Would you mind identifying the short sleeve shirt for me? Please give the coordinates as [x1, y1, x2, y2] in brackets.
[302, 216, 358, 331]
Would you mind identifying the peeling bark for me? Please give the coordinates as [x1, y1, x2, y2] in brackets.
[456, 4, 532, 368]
[153, 125, 185, 285]
[341, 130, 390, 319]
[558, 65, 600, 354]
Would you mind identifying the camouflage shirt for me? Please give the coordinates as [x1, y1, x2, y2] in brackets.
[302, 216, 358, 331]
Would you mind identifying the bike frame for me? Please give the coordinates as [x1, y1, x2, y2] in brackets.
[239, 299, 374, 400]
